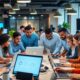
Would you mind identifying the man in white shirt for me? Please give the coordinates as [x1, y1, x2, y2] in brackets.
[40, 28, 61, 56]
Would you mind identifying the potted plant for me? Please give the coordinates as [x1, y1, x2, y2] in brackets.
[9, 29, 15, 37]
[62, 22, 71, 29]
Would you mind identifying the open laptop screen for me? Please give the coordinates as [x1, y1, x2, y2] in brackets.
[13, 54, 43, 77]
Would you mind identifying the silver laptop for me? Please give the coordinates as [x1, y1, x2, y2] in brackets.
[26, 47, 44, 56]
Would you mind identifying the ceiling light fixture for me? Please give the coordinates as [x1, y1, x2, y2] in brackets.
[53, 11, 61, 18]
[17, 0, 31, 3]
[64, 3, 72, 10]
[9, 11, 16, 14]
[67, 9, 76, 15]
[13, 8, 20, 11]
[30, 9, 37, 15]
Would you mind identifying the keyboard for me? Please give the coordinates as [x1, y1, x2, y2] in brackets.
[56, 72, 69, 79]
[54, 63, 62, 67]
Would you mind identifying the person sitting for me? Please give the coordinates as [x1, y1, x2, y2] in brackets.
[55, 35, 80, 79]
[60, 34, 80, 68]
[55, 67, 80, 74]
[66, 35, 78, 59]
[9, 32, 25, 56]
[21, 25, 38, 48]
[0, 34, 11, 64]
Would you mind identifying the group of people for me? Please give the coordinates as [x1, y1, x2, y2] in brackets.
[0, 25, 80, 79]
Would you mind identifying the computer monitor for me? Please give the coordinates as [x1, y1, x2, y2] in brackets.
[2, 28, 8, 34]
[0, 22, 4, 28]
[13, 54, 43, 78]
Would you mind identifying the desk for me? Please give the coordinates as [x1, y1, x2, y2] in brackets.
[9, 54, 53, 80]
[39, 54, 53, 80]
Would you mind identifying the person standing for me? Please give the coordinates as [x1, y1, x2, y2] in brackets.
[40, 28, 61, 56]
[21, 25, 38, 48]
[58, 28, 69, 56]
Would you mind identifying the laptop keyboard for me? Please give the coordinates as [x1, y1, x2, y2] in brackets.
[56, 72, 69, 78]
[54, 63, 62, 67]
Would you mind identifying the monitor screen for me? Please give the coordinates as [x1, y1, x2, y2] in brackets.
[2, 28, 8, 34]
[13, 55, 43, 77]
[0, 23, 4, 28]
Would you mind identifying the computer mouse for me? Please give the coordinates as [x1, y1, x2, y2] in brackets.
[40, 68, 46, 72]
[45, 66, 49, 70]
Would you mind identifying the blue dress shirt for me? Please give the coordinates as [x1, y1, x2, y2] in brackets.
[21, 33, 38, 48]
[9, 40, 25, 55]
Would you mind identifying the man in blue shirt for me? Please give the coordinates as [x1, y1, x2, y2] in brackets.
[9, 32, 25, 55]
[21, 25, 38, 48]
[40, 28, 61, 56]
[58, 28, 69, 56]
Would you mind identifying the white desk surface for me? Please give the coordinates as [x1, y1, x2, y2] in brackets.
[9, 54, 53, 80]
[39, 54, 53, 80]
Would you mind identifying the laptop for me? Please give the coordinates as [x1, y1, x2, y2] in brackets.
[48, 54, 70, 79]
[13, 54, 43, 80]
[26, 47, 44, 56]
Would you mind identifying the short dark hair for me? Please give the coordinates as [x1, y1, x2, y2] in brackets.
[74, 34, 80, 41]
[13, 32, 21, 38]
[45, 28, 52, 34]
[58, 28, 67, 33]
[0, 34, 10, 45]
[20, 26, 25, 29]
[39, 29, 44, 32]
[25, 25, 32, 30]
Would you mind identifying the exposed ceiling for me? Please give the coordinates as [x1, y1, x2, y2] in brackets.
[0, 0, 80, 15]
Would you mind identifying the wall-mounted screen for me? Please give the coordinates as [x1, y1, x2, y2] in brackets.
[0, 22, 4, 28]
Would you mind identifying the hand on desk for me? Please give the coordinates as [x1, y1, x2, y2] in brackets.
[0, 58, 10, 64]
[51, 54, 59, 58]
[61, 63, 71, 67]
[70, 74, 80, 79]
[54, 67, 64, 73]
[54, 67, 74, 73]
[43, 49, 47, 54]
[59, 56, 67, 63]
[0, 67, 8, 73]
[21, 51, 26, 54]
